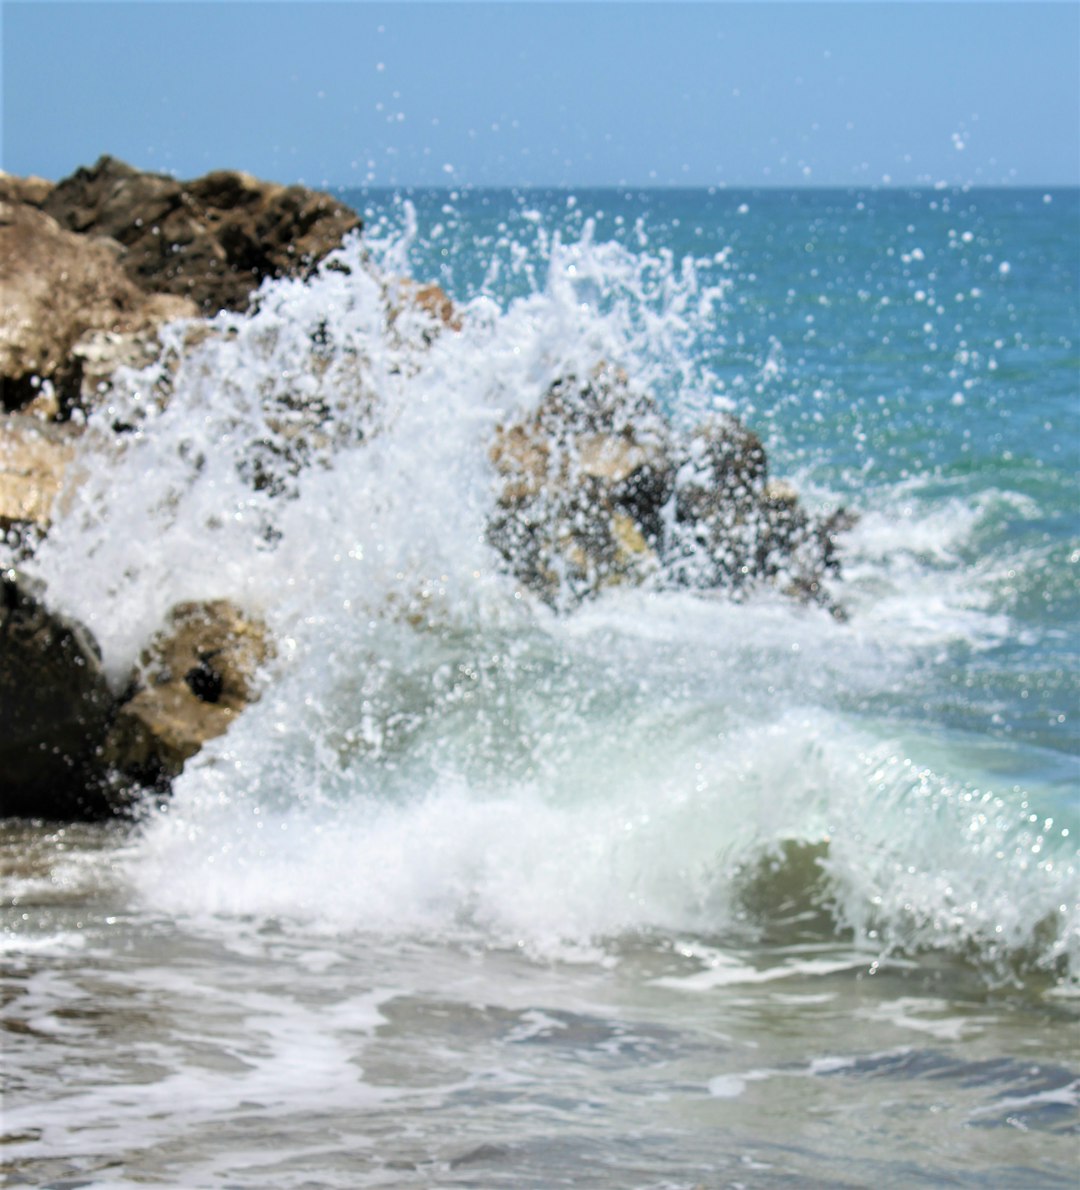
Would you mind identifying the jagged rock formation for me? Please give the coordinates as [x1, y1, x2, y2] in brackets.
[0, 156, 361, 419]
[41, 155, 362, 317]
[488, 367, 851, 613]
[488, 365, 674, 601]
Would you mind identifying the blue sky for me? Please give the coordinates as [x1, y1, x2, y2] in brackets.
[3, 1, 1078, 188]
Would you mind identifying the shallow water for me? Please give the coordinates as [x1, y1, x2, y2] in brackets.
[3, 821, 1078, 1189]
[3, 187, 1078, 1185]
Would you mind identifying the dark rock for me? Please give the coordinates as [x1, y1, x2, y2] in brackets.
[43, 156, 362, 315]
[0, 571, 119, 819]
[488, 368, 851, 612]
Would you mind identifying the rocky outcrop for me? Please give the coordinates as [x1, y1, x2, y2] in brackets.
[0, 585, 272, 818]
[489, 367, 851, 614]
[0, 198, 199, 415]
[42, 156, 362, 316]
[0, 571, 118, 819]
[1, 157, 362, 420]
[103, 600, 273, 789]
[0, 159, 360, 817]
[488, 365, 674, 602]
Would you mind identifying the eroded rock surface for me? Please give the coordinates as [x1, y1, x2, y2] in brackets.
[489, 367, 851, 613]
[103, 600, 273, 789]
[0, 199, 198, 415]
[43, 156, 362, 316]
[488, 365, 674, 602]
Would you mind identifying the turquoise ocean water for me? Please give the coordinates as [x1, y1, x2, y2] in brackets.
[3, 187, 1078, 1186]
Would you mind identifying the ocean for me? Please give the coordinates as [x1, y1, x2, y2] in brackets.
[2, 186, 1078, 1186]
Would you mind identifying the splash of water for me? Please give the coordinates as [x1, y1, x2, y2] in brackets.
[18, 204, 1078, 987]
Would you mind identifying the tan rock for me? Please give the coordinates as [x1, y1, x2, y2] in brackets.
[386, 277, 462, 339]
[0, 171, 54, 206]
[106, 684, 239, 778]
[0, 200, 197, 414]
[104, 600, 273, 783]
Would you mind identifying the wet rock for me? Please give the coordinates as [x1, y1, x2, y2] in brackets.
[386, 277, 462, 339]
[1, 157, 360, 420]
[0, 571, 118, 819]
[43, 155, 362, 316]
[488, 365, 673, 604]
[488, 368, 851, 612]
[0, 414, 83, 535]
[103, 600, 273, 787]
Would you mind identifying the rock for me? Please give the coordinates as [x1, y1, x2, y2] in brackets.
[2, 154, 361, 422]
[0, 171, 54, 206]
[386, 277, 462, 338]
[487, 367, 851, 612]
[0, 414, 83, 534]
[0, 198, 199, 415]
[103, 600, 272, 787]
[43, 156, 362, 316]
[488, 365, 673, 604]
[0, 571, 118, 819]
[665, 414, 772, 590]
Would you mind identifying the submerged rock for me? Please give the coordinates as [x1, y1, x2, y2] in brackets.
[103, 600, 273, 789]
[489, 367, 851, 613]
[0, 571, 118, 819]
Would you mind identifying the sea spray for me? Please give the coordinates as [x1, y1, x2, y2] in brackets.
[17, 193, 1080, 987]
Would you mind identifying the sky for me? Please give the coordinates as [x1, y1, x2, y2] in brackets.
[2, 1, 1078, 189]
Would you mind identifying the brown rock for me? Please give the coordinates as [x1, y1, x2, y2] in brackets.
[488, 367, 672, 603]
[487, 367, 850, 612]
[104, 600, 273, 785]
[43, 156, 362, 315]
[0, 199, 199, 414]
[389, 278, 462, 331]
[0, 171, 54, 206]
